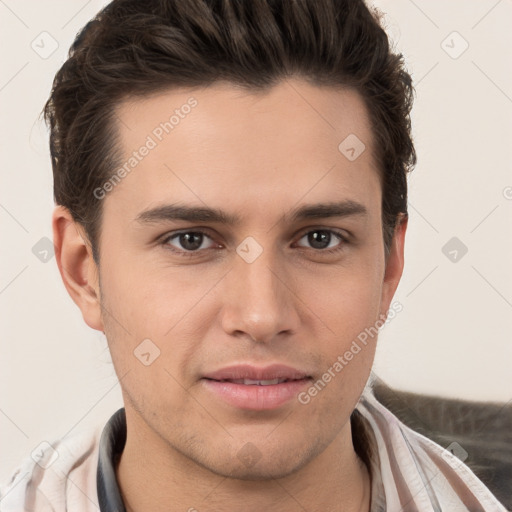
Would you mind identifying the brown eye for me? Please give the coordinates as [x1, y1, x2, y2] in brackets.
[296, 229, 345, 251]
[163, 231, 216, 253]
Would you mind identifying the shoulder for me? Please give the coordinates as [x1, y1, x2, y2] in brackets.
[355, 385, 508, 511]
[0, 424, 103, 512]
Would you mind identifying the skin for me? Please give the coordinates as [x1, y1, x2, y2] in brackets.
[53, 78, 407, 512]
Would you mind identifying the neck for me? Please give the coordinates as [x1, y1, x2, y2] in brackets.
[116, 408, 371, 512]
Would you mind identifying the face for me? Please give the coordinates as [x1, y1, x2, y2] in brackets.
[64, 79, 405, 479]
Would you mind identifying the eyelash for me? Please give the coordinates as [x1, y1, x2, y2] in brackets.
[159, 228, 349, 258]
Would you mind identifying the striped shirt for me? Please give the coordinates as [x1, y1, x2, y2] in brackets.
[0, 384, 507, 511]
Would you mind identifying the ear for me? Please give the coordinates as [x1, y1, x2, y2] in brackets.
[380, 214, 407, 315]
[52, 205, 104, 331]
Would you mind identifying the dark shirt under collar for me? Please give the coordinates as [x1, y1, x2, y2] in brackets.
[97, 408, 127, 512]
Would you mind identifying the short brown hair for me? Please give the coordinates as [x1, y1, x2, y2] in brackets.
[44, 0, 416, 262]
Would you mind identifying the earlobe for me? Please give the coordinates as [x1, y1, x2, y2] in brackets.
[52, 206, 104, 331]
[381, 214, 408, 315]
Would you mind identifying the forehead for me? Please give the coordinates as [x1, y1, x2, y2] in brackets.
[107, 79, 380, 223]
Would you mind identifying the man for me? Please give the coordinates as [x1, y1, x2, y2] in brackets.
[0, 0, 506, 511]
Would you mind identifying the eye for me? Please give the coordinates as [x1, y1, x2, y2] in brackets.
[295, 229, 347, 252]
[162, 230, 218, 253]
[160, 227, 348, 257]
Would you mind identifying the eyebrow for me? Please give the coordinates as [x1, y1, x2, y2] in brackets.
[135, 200, 367, 226]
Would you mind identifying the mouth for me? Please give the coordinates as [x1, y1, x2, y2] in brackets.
[201, 364, 313, 410]
[204, 377, 310, 385]
[202, 363, 312, 382]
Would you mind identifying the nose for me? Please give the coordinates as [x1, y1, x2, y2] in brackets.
[220, 245, 300, 344]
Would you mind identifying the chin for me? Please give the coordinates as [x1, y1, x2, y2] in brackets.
[198, 442, 317, 482]
[228, 466, 297, 481]
[218, 460, 307, 482]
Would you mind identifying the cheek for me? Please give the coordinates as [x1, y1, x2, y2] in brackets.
[98, 258, 216, 381]
[295, 268, 382, 416]
[100, 246, 213, 332]
[100, 275, 196, 415]
[294, 254, 385, 401]
[299, 256, 384, 339]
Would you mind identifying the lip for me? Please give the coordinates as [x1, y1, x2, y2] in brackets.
[201, 364, 313, 411]
[203, 363, 311, 381]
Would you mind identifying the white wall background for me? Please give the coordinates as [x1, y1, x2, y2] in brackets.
[1, 0, 511, 484]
